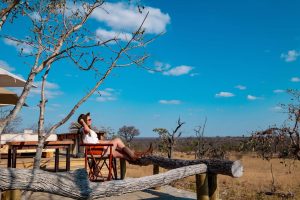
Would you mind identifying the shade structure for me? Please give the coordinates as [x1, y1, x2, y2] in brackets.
[0, 67, 27, 87]
[0, 87, 27, 107]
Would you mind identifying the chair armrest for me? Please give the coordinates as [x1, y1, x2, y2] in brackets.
[80, 143, 113, 147]
[81, 143, 113, 156]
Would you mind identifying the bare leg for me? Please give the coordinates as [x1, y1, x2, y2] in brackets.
[99, 138, 152, 160]
[99, 138, 130, 159]
[99, 138, 125, 149]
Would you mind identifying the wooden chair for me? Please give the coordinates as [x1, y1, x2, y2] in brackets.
[81, 143, 117, 181]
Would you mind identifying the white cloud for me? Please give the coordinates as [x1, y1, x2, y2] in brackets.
[235, 85, 246, 90]
[149, 61, 171, 74]
[159, 100, 181, 105]
[154, 61, 163, 68]
[96, 88, 118, 102]
[215, 92, 235, 98]
[105, 88, 114, 92]
[150, 62, 194, 76]
[291, 77, 300, 82]
[3, 38, 33, 54]
[34, 81, 59, 89]
[247, 95, 257, 100]
[247, 95, 263, 100]
[99, 90, 112, 97]
[271, 106, 282, 111]
[30, 81, 62, 98]
[154, 61, 171, 71]
[0, 60, 14, 71]
[91, 2, 170, 34]
[281, 50, 300, 62]
[96, 96, 116, 102]
[96, 28, 133, 42]
[273, 89, 285, 93]
[163, 65, 193, 76]
[30, 89, 63, 99]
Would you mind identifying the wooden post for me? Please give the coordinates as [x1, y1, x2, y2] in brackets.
[66, 145, 71, 171]
[120, 158, 126, 180]
[55, 148, 59, 172]
[208, 174, 219, 200]
[152, 164, 160, 190]
[195, 174, 209, 200]
[2, 190, 21, 200]
[72, 136, 78, 157]
[77, 134, 84, 158]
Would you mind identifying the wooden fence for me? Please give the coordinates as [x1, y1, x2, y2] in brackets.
[0, 156, 243, 200]
[128, 156, 243, 200]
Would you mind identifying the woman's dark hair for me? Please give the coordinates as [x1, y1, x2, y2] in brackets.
[77, 112, 90, 125]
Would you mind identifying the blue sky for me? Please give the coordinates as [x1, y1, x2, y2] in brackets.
[0, 0, 300, 137]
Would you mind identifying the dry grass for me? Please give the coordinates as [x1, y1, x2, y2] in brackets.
[218, 152, 300, 200]
[125, 152, 300, 200]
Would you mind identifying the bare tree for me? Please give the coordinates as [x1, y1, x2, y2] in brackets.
[0, 108, 22, 133]
[153, 117, 185, 158]
[99, 126, 116, 139]
[241, 89, 300, 197]
[248, 89, 300, 160]
[193, 118, 226, 160]
[118, 125, 140, 147]
[194, 117, 207, 159]
[0, 2, 158, 196]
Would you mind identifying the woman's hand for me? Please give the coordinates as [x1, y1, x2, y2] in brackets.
[80, 119, 85, 125]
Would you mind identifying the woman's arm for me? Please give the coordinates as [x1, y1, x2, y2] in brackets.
[80, 119, 90, 134]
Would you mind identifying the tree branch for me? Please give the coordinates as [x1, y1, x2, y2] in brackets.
[0, 0, 20, 29]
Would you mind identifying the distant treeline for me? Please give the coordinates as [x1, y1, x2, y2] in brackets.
[130, 136, 248, 153]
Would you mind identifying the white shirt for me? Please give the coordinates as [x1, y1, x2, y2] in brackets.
[81, 128, 99, 144]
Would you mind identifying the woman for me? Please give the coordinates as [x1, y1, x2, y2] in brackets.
[78, 112, 152, 161]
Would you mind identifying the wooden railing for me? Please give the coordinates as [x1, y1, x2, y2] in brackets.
[0, 156, 243, 200]
[126, 156, 243, 200]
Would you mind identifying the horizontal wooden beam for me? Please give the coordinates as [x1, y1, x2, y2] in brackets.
[0, 164, 207, 199]
[129, 156, 243, 178]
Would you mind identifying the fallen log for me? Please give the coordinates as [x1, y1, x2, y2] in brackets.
[130, 156, 243, 177]
[0, 164, 207, 199]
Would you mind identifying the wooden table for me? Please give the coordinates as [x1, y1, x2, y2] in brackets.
[6, 141, 74, 171]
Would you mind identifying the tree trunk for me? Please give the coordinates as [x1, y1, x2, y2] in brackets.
[33, 137, 46, 169]
[131, 156, 243, 178]
[0, 164, 207, 199]
[168, 146, 173, 159]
